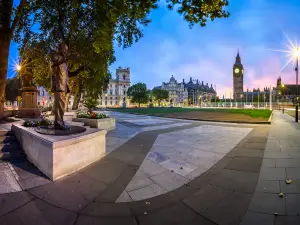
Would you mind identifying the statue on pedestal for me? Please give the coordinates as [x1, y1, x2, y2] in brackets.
[17, 58, 41, 118]
[50, 43, 83, 130]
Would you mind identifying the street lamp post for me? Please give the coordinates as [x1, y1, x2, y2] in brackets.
[214, 85, 217, 108]
[105, 93, 108, 111]
[240, 94, 243, 108]
[295, 47, 299, 122]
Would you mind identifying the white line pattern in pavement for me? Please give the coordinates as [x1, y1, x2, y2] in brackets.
[116, 125, 253, 202]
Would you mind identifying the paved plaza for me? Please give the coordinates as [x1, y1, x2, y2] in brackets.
[0, 111, 299, 224]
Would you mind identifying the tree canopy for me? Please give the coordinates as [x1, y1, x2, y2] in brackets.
[5, 77, 21, 104]
[152, 89, 169, 106]
[1, 0, 230, 116]
[127, 83, 150, 107]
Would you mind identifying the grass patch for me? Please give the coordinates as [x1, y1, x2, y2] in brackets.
[111, 107, 272, 118]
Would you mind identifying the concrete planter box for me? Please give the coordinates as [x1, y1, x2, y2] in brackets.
[73, 117, 115, 130]
[12, 124, 107, 181]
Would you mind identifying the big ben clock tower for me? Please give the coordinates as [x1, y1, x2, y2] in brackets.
[233, 51, 244, 101]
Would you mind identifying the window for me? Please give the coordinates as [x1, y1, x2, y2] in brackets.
[105, 101, 107, 105]
[110, 97, 112, 100]
[38, 102, 40, 105]
[115, 97, 118, 99]
[123, 75, 126, 80]
[49, 97, 51, 100]
[123, 90, 126, 95]
[110, 84, 112, 88]
[123, 85, 125, 88]
[110, 90, 113, 95]
[110, 101, 112, 105]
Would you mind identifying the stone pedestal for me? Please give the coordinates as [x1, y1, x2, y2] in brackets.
[12, 124, 107, 180]
[17, 86, 41, 118]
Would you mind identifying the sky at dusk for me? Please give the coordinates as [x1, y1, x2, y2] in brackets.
[8, 0, 300, 97]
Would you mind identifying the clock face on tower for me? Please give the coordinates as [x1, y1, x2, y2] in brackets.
[234, 68, 239, 73]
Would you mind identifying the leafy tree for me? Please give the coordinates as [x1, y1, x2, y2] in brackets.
[0, 0, 33, 117]
[5, 77, 21, 104]
[1, 0, 230, 117]
[152, 89, 169, 106]
[127, 83, 150, 107]
[83, 96, 98, 112]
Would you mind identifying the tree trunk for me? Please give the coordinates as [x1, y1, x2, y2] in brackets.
[0, 39, 11, 119]
[65, 93, 70, 112]
[138, 102, 141, 107]
[72, 92, 81, 110]
[158, 100, 161, 107]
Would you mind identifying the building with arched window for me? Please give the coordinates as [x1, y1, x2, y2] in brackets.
[99, 67, 131, 107]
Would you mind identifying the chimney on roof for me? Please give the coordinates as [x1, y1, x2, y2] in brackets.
[206, 83, 208, 86]
[202, 81, 204, 85]
[196, 79, 199, 84]
[211, 84, 213, 88]
[183, 79, 185, 84]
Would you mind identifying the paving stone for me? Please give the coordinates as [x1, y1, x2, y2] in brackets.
[244, 142, 266, 150]
[150, 170, 190, 191]
[75, 215, 137, 225]
[183, 184, 233, 213]
[137, 202, 201, 225]
[279, 180, 300, 194]
[186, 157, 216, 169]
[276, 159, 300, 168]
[248, 137, 268, 143]
[275, 216, 300, 225]
[262, 159, 276, 167]
[80, 202, 131, 217]
[0, 191, 35, 216]
[160, 159, 197, 176]
[286, 168, 300, 179]
[228, 149, 264, 158]
[95, 165, 138, 202]
[0, 198, 76, 225]
[209, 169, 258, 193]
[9, 161, 44, 181]
[256, 180, 280, 193]
[264, 152, 293, 159]
[28, 172, 107, 212]
[19, 175, 51, 190]
[240, 210, 275, 225]
[259, 168, 287, 181]
[200, 192, 252, 225]
[248, 192, 285, 215]
[125, 172, 154, 192]
[116, 190, 133, 202]
[185, 166, 207, 179]
[138, 159, 167, 177]
[225, 157, 262, 173]
[127, 183, 167, 201]
[128, 183, 198, 215]
[286, 194, 300, 215]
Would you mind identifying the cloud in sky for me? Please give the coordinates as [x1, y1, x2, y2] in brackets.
[109, 0, 300, 97]
[7, 0, 300, 97]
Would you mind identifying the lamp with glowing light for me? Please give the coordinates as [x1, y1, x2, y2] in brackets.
[16, 64, 22, 71]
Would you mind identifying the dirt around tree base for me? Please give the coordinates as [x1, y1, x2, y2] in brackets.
[157, 111, 269, 123]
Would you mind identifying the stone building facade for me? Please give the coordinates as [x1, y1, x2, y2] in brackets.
[233, 51, 244, 101]
[184, 78, 216, 105]
[276, 76, 299, 104]
[153, 75, 188, 105]
[37, 86, 53, 107]
[99, 67, 131, 107]
[153, 75, 216, 106]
